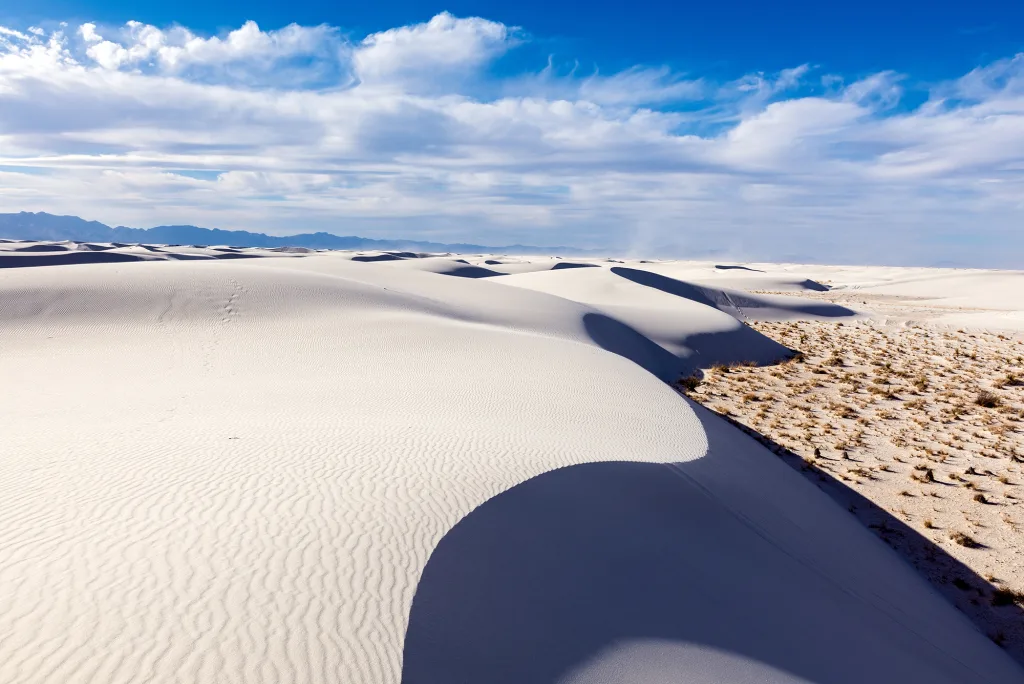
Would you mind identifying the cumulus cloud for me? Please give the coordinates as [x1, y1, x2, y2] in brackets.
[73, 20, 345, 85]
[353, 12, 513, 88]
[0, 13, 1023, 266]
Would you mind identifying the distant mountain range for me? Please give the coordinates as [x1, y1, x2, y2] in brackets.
[0, 212, 593, 255]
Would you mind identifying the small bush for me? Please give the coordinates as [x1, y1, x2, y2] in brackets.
[992, 589, 1024, 607]
[678, 375, 702, 392]
[949, 531, 983, 548]
[995, 374, 1021, 388]
[828, 403, 858, 419]
[976, 390, 1001, 408]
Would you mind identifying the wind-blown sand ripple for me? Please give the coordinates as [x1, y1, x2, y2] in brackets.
[1, 253, 1022, 683]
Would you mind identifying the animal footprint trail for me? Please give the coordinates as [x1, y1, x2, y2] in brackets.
[222, 279, 244, 323]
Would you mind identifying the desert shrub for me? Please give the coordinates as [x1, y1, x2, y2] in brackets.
[992, 589, 1024, 607]
[995, 373, 1021, 388]
[678, 375, 702, 392]
[949, 531, 983, 548]
[976, 391, 1001, 408]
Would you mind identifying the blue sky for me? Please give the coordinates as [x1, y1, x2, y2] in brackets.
[1, 2, 1023, 265]
[14, 1, 1024, 80]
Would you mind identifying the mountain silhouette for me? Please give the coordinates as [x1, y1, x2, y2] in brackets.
[0, 212, 591, 255]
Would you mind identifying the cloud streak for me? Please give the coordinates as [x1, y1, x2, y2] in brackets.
[0, 13, 1023, 266]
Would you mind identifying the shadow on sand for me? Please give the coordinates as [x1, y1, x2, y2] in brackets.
[401, 399, 1023, 683]
[610, 266, 853, 318]
[0, 251, 147, 268]
[710, 409, 1024, 663]
[582, 311, 795, 380]
[581, 312, 686, 381]
[441, 265, 506, 279]
[551, 262, 601, 270]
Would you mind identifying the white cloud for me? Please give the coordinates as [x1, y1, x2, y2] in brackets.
[0, 14, 1023, 266]
[79, 23, 101, 43]
[353, 12, 513, 88]
[73, 20, 346, 86]
[0, 26, 32, 41]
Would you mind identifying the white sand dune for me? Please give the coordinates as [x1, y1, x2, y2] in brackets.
[495, 265, 795, 373]
[810, 266, 1024, 330]
[379, 255, 508, 278]
[1, 250, 1022, 684]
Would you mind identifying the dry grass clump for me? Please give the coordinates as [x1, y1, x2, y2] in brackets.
[677, 374, 702, 392]
[995, 373, 1022, 388]
[993, 588, 1024, 607]
[950, 531, 984, 548]
[976, 390, 1002, 408]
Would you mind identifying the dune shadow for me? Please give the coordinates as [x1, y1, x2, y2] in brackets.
[0, 251, 147, 268]
[213, 252, 261, 260]
[270, 246, 314, 253]
[794, 279, 830, 292]
[582, 312, 684, 381]
[676, 328, 794, 375]
[353, 254, 405, 262]
[723, 291, 852, 318]
[584, 311, 794, 378]
[610, 266, 725, 309]
[611, 267, 855, 319]
[704, 410, 1024, 665]
[165, 253, 215, 261]
[715, 264, 765, 272]
[402, 449, 1018, 683]
[551, 262, 600, 270]
[13, 243, 71, 252]
[440, 265, 505, 279]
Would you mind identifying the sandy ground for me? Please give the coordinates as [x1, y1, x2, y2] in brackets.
[1, 241, 1023, 683]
